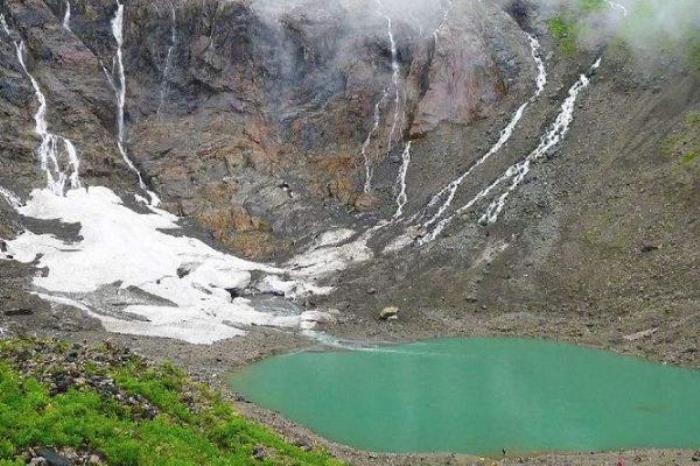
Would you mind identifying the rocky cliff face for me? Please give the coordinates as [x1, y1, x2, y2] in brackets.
[2, 0, 533, 257]
[0, 0, 697, 369]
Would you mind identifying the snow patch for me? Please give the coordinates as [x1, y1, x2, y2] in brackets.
[4, 187, 377, 344]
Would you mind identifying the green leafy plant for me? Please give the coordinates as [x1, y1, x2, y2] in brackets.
[0, 339, 342, 466]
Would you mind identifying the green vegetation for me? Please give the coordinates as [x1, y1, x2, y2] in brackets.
[547, 16, 578, 57]
[685, 111, 700, 126]
[0, 339, 342, 466]
[547, 0, 606, 56]
[661, 111, 700, 179]
[547, 0, 700, 70]
[681, 151, 699, 165]
[689, 38, 700, 72]
[577, 0, 607, 14]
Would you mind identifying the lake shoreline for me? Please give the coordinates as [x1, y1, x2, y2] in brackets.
[230, 339, 700, 463]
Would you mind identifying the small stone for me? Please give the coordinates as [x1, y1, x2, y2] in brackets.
[294, 440, 312, 452]
[88, 454, 102, 464]
[379, 306, 399, 320]
[640, 243, 660, 253]
[692, 451, 700, 462]
[35, 448, 70, 466]
[3, 307, 33, 316]
[366, 288, 377, 295]
[252, 446, 266, 461]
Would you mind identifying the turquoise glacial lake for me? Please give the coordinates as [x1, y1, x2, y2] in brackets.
[231, 338, 700, 455]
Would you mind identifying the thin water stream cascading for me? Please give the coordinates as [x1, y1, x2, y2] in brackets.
[157, 6, 177, 116]
[392, 141, 412, 218]
[408, 10, 423, 38]
[62, 1, 71, 32]
[607, 1, 629, 17]
[0, 186, 23, 210]
[478, 58, 602, 224]
[0, 13, 10, 36]
[1, 14, 81, 194]
[417, 34, 546, 243]
[361, 89, 389, 193]
[13, 39, 81, 194]
[433, 0, 452, 45]
[376, 0, 401, 153]
[110, 2, 160, 206]
[421, 58, 602, 242]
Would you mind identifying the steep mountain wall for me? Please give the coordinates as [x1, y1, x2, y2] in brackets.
[0, 0, 697, 369]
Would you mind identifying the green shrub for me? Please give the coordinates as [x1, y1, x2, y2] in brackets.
[547, 16, 578, 57]
[0, 340, 342, 466]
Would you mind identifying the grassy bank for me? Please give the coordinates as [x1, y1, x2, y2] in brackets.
[0, 338, 342, 466]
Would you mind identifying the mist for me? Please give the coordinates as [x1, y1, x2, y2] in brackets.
[526, 0, 700, 65]
[251, 0, 699, 68]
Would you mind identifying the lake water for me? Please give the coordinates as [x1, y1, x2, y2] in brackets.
[230, 338, 700, 456]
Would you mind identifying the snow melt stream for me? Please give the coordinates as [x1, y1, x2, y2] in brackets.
[109, 2, 159, 205]
[421, 58, 601, 241]
[376, 0, 402, 153]
[157, 6, 177, 116]
[393, 141, 412, 219]
[607, 1, 629, 17]
[418, 34, 546, 244]
[433, 0, 453, 45]
[13, 38, 81, 194]
[478, 58, 601, 224]
[361, 89, 389, 193]
[62, 1, 71, 32]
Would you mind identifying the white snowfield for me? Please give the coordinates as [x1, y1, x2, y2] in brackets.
[3, 187, 344, 344]
[1, 7, 363, 345]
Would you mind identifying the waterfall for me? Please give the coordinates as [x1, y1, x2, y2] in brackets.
[529, 34, 547, 98]
[408, 10, 423, 38]
[14, 41, 81, 194]
[0, 186, 22, 210]
[607, 1, 629, 17]
[479, 58, 602, 224]
[422, 58, 601, 242]
[110, 2, 160, 206]
[418, 34, 547, 241]
[111, 3, 126, 147]
[63, 1, 71, 32]
[101, 63, 117, 91]
[361, 89, 388, 193]
[433, 0, 453, 45]
[63, 139, 81, 191]
[157, 7, 177, 117]
[376, 0, 401, 153]
[393, 141, 412, 219]
[0, 14, 10, 36]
